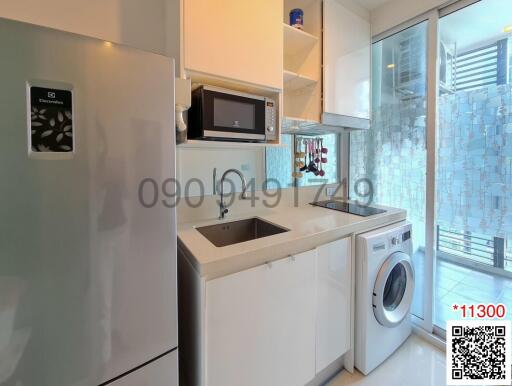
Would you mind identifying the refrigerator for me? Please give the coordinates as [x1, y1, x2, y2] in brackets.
[0, 18, 178, 386]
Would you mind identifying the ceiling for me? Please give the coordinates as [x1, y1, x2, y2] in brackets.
[355, 0, 394, 11]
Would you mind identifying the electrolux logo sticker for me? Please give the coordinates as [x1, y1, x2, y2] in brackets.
[29, 86, 73, 153]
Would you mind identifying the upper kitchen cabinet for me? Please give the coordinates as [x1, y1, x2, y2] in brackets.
[323, 0, 371, 125]
[282, 0, 370, 133]
[182, 0, 283, 91]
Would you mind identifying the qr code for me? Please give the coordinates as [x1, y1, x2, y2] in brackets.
[447, 320, 511, 385]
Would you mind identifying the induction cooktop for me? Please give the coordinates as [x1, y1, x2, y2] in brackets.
[310, 200, 386, 217]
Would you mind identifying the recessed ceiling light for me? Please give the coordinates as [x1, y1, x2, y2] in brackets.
[504, 25, 512, 33]
[387, 63, 395, 69]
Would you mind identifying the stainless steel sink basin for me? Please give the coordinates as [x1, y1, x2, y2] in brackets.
[196, 217, 289, 247]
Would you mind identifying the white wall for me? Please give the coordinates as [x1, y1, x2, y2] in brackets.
[371, 0, 446, 36]
[177, 148, 266, 197]
[336, 0, 370, 21]
[0, 0, 167, 54]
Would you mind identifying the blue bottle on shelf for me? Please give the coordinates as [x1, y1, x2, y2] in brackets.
[289, 8, 304, 30]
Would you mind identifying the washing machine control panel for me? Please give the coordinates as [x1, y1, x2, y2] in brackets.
[367, 224, 412, 255]
[388, 229, 412, 248]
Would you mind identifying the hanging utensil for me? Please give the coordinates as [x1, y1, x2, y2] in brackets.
[318, 158, 325, 177]
[320, 139, 328, 163]
[295, 137, 305, 159]
[312, 139, 320, 164]
[321, 138, 328, 154]
[300, 139, 309, 172]
[307, 139, 319, 175]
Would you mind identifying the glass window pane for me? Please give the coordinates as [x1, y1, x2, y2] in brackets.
[435, 0, 512, 330]
[265, 133, 339, 189]
[297, 134, 339, 187]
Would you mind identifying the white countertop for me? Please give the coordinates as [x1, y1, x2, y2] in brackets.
[178, 203, 407, 279]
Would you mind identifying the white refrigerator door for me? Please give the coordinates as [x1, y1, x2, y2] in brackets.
[0, 18, 177, 386]
[110, 351, 178, 386]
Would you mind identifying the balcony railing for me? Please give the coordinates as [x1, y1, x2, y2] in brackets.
[436, 226, 506, 269]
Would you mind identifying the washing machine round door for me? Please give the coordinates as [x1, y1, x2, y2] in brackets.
[373, 251, 414, 327]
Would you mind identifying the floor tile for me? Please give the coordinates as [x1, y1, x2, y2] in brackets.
[439, 290, 480, 308]
[436, 265, 468, 282]
[415, 258, 512, 327]
[464, 270, 508, 289]
[497, 289, 512, 305]
[450, 282, 503, 303]
[435, 288, 449, 299]
[327, 335, 446, 386]
[437, 260, 472, 274]
[503, 278, 512, 289]
[436, 275, 460, 291]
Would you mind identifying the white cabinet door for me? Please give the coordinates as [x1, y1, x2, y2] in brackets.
[316, 237, 351, 372]
[323, 0, 370, 120]
[183, 0, 283, 90]
[205, 250, 316, 386]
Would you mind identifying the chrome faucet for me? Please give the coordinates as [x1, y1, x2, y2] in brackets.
[219, 169, 248, 219]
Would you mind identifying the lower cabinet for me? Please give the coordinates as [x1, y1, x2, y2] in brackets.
[203, 237, 351, 386]
[205, 250, 317, 386]
[316, 238, 351, 372]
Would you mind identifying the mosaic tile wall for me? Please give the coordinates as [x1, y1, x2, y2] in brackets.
[350, 83, 512, 250]
[350, 96, 428, 249]
[265, 134, 293, 189]
[437, 84, 512, 240]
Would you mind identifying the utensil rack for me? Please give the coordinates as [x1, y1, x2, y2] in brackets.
[292, 135, 330, 186]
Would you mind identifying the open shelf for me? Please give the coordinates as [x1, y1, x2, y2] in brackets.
[177, 140, 287, 149]
[283, 70, 317, 91]
[283, 23, 318, 57]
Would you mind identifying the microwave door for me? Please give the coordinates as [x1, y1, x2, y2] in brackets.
[203, 90, 266, 141]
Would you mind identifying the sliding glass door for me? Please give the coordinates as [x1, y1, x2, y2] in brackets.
[349, 21, 429, 323]
[350, 0, 512, 334]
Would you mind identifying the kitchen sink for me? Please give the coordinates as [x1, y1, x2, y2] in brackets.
[196, 217, 289, 247]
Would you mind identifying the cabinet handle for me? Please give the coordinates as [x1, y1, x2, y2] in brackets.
[289, 255, 296, 262]
[265, 261, 273, 269]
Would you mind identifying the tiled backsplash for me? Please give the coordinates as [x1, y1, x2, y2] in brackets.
[176, 147, 266, 196]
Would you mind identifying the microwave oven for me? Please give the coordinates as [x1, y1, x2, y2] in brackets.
[187, 85, 277, 142]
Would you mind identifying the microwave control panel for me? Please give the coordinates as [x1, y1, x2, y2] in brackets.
[264, 98, 277, 141]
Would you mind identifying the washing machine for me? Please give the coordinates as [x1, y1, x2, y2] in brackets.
[355, 221, 415, 375]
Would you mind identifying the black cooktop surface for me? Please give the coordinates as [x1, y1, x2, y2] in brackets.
[310, 200, 386, 217]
